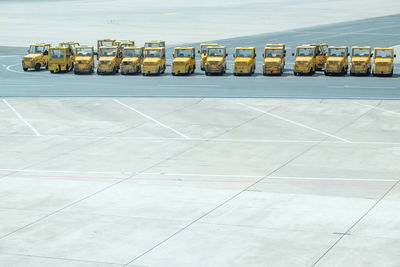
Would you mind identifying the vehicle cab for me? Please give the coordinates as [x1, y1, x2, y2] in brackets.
[74, 46, 95, 74]
[171, 47, 196, 75]
[263, 46, 285, 75]
[310, 43, 328, 70]
[97, 39, 115, 59]
[22, 43, 51, 71]
[350, 46, 372, 76]
[117, 41, 135, 57]
[142, 47, 166, 75]
[198, 43, 218, 71]
[204, 46, 228, 75]
[144, 41, 165, 48]
[233, 47, 256, 76]
[60, 42, 80, 62]
[324, 46, 349, 75]
[266, 44, 286, 57]
[97, 46, 121, 75]
[48, 46, 74, 73]
[121, 46, 144, 75]
[293, 46, 317, 75]
[373, 48, 396, 77]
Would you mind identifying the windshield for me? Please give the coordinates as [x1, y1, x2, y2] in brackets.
[328, 48, 346, 57]
[235, 49, 253, 57]
[201, 45, 216, 53]
[99, 41, 113, 47]
[50, 49, 64, 59]
[322, 45, 328, 54]
[29, 45, 43, 53]
[145, 43, 161, 48]
[124, 49, 141, 57]
[145, 49, 161, 57]
[100, 48, 116, 57]
[207, 48, 225, 57]
[375, 49, 393, 58]
[297, 48, 314, 57]
[61, 44, 70, 48]
[264, 49, 282, 58]
[352, 48, 370, 57]
[76, 48, 92, 56]
[175, 49, 191, 57]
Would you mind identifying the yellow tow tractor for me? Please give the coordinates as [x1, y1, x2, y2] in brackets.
[97, 46, 122, 75]
[204, 46, 228, 75]
[293, 46, 317, 75]
[142, 47, 166, 76]
[350, 46, 372, 76]
[120, 46, 144, 75]
[48, 46, 74, 73]
[144, 41, 165, 48]
[74, 46, 95, 74]
[22, 43, 51, 71]
[324, 46, 349, 76]
[198, 43, 218, 71]
[373, 48, 396, 77]
[97, 39, 115, 59]
[310, 43, 328, 70]
[263, 46, 285, 75]
[171, 47, 196, 75]
[233, 47, 256, 76]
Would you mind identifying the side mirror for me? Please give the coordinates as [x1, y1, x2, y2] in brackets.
[172, 53, 174, 58]
[254, 53, 257, 57]
[347, 53, 350, 56]
[371, 53, 373, 57]
[198, 50, 200, 54]
[226, 53, 228, 56]
[43, 51, 48, 55]
[94, 52, 98, 56]
[233, 55, 235, 58]
[394, 54, 397, 58]
[292, 53, 295, 56]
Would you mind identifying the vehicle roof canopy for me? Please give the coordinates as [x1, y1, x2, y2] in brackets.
[235, 47, 255, 50]
[175, 47, 195, 50]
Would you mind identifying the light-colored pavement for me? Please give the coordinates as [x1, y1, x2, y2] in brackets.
[0, 97, 399, 266]
[1, 0, 399, 47]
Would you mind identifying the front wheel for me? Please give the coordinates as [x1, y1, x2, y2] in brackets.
[23, 68, 28, 71]
[34, 63, 41, 71]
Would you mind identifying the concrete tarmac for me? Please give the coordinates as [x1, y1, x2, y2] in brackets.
[1, 15, 400, 99]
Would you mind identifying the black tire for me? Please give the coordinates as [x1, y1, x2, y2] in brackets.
[293, 72, 297, 76]
[263, 72, 267, 76]
[366, 68, 371, 76]
[350, 71, 354, 76]
[172, 72, 176, 76]
[74, 69, 78, 75]
[112, 67, 117, 74]
[187, 67, 191, 75]
[233, 73, 237, 76]
[205, 71, 209, 76]
[34, 63, 41, 71]
[23, 68, 28, 71]
[324, 70, 328, 76]
[66, 65, 69, 72]
[71, 63, 74, 71]
[50, 70, 54, 74]
[45, 64, 48, 70]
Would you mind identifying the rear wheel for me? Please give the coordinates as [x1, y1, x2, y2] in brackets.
[74, 69, 78, 75]
[34, 63, 41, 71]
[23, 68, 28, 71]
[187, 67, 191, 75]
[50, 70, 54, 74]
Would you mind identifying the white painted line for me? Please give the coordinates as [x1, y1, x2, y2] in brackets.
[141, 172, 264, 178]
[0, 168, 130, 175]
[158, 85, 220, 88]
[236, 101, 352, 143]
[0, 55, 19, 58]
[6, 63, 21, 73]
[328, 85, 397, 89]
[2, 99, 40, 136]
[268, 176, 399, 183]
[353, 101, 400, 116]
[113, 99, 190, 139]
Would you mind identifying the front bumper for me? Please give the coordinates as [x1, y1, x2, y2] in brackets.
[325, 64, 343, 73]
[48, 63, 68, 72]
[263, 64, 281, 74]
[97, 64, 115, 73]
[75, 63, 93, 73]
[142, 65, 160, 74]
[350, 64, 369, 74]
[373, 65, 392, 75]
[293, 64, 312, 73]
[172, 64, 189, 74]
[22, 61, 36, 69]
[121, 64, 139, 74]
[205, 65, 223, 73]
[234, 64, 251, 74]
